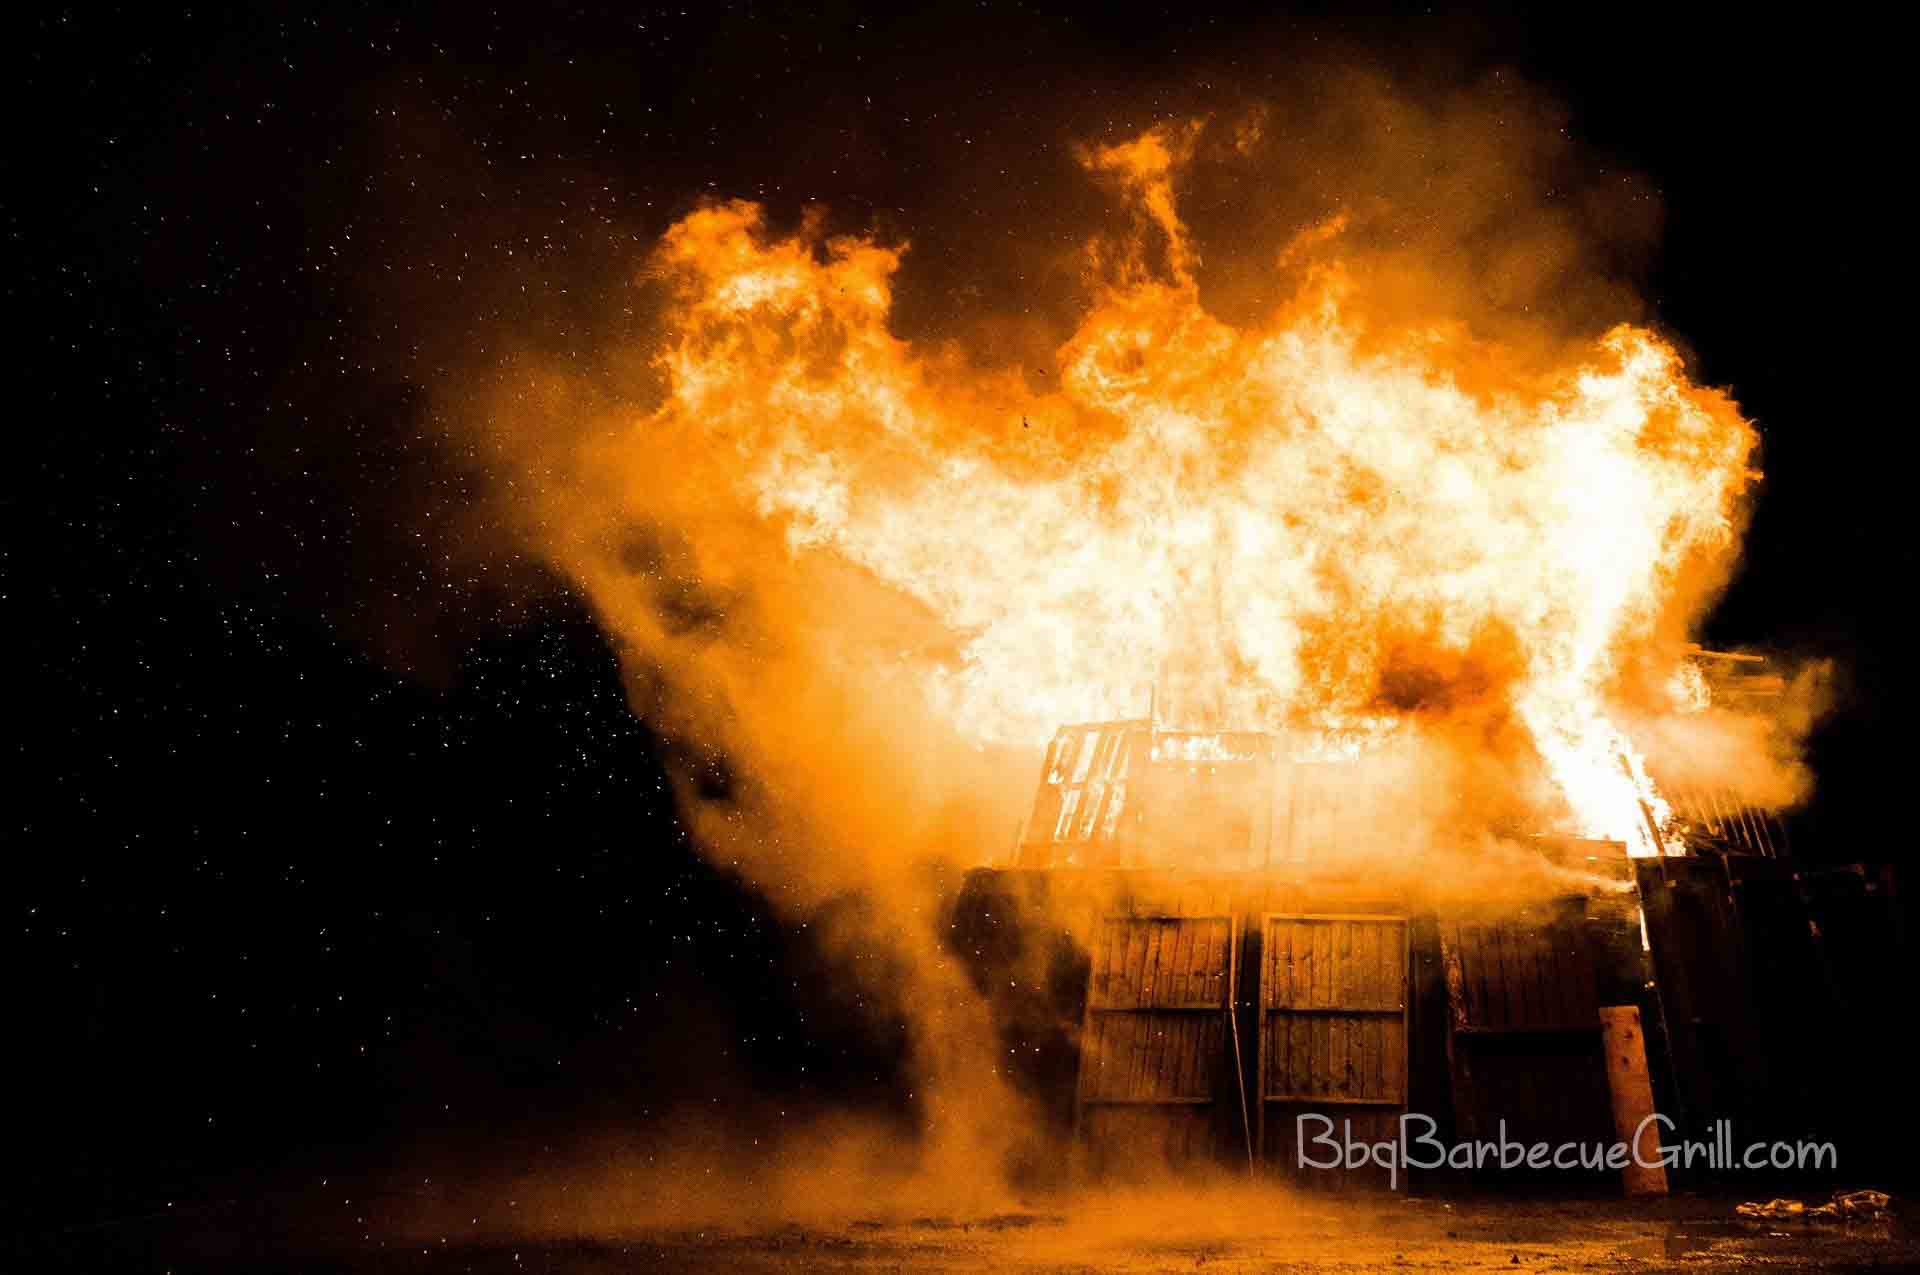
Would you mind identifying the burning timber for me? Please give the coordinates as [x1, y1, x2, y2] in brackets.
[946, 655, 1905, 1191]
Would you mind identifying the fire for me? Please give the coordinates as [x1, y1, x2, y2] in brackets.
[625, 122, 1759, 858]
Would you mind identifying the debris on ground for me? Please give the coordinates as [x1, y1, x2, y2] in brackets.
[1737, 1189, 1892, 1223]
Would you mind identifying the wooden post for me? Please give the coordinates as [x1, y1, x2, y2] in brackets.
[1599, 1005, 1669, 1196]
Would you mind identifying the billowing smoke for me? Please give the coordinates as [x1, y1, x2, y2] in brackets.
[403, 67, 1819, 1212]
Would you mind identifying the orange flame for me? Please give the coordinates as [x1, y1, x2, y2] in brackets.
[629, 124, 1758, 857]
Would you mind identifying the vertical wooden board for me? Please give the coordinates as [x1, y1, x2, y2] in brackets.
[1101, 918, 1125, 1005]
[1195, 918, 1217, 1002]
[1117, 920, 1144, 1007]
[1301, 922, 1318, 1010]
[1376, 1012, 1394, 1099]
[1122, 1005, 1147, 1102]
[1383, 1016, 1407, 1102]
[1531, 925, 1556, 1027]
[1552, 929, 1585, 1029]
[1111, 1016, 1136, 1101]
[1185, 1016, 1206, 1101]
[1338, 921, 1357, 1013]
[1531, 926, 1556, 1025]
[1094, 1015, 1119, 1100]
[1133, 1012, 1155, 1102]
[1536, 927, 1567, 1027]
[1143, 1009, 1167, 1101]
[1290, 923, 1307, 1011]
[1093, 1014, 1118, 1100]
[1128, 921, 1159, 1013]
[1152, 1013, 1167, 1098]
[1180, 1015, 1203, 1100]
[1087, 923, 1105, 1006]
[1282, 1013, 1297, 1098]
[1172, 917, 1195, 1005]
[1284, 918, 1302, 1008]
[1271, 921, 1289, 1009]
[1215, 917, 1233, 1006]
[1474, 923, 1501, 1028]
[1510, 924, 1536, 1028]
[1264, 918, 1282, 1008]
[1460, 925, 1487, 1027]
[1163, 1015, 1186, 1102]
[1220, 917, 1235, 1004]
[1136, 1013, 1160, 1102]
[1111, 1017, 1136, 1101]
[1555, 926, 1585, 1026]
[1198, 919, 1221, 1005]
[1498, 925, 1528, 1029]
[1357, 1013, 1379, 1101]
[1297, 920, 1315, 1009]
[1469, 924, 1498, 1028]
[1451, 923, 1478, 1026]
[1314, 1014, 1332, 1102]
[1388, 922, 1407, 1007]
[1500, 924, 1529, 1028]
[1356, 922, 1378, 1010]
[1301, 1012, 1318, 1100]
[1600, 1005, 1668, 1196]
[1195, 919, 1217, 1007]
[1571, 927, 1600, 1023]
[1076, 1015, 1097, 1102]
[1505, 924, 1534, 1028]
[1158, 1009, 1182, 1097]
[1099, 1013, 1125, 1102]
[1524, 927, 1551, 1027]
[1439, 922, 1464, 1026]
[1167, 925, 1182, 1006]
[1315, 921, 1334, 1010]
[1328, 1009, 1350, 1100]
[1378, 917, 1394, 981]
[1285, 1011, 1306, 1099]
[1476, 925, 1499, 1025]
[1275, 919, 1296, 1008]
[1146, 1012, 1168, 1100]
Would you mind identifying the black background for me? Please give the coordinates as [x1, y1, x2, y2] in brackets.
[16, 1, 1913, 1230]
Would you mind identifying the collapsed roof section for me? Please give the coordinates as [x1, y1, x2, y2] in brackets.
[1013, 715, 1786, 870]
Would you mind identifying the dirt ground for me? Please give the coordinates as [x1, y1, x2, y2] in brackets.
[25, 1187, 1919, 1273]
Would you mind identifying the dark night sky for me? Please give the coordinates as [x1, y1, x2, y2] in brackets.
[15, 0, 1914, 1231]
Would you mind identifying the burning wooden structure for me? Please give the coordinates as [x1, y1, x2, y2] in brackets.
[948, 657, 1905, 1189]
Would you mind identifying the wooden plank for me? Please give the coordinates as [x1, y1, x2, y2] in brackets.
[1101, 917, 1118, 1004]
[1454, 923, 1479, 1026]
[1146, 1007, 1169, 1101]
[1205, 917, 1221, 1006]
[1115, 918, 1142, 1008]
[1330, 922, 1351, 1098]
[1275, 919, 1295, 1009]
[1494, 923, 1524, 1029]
[1266, 916, 1284, 1009]
[1361, 1002, 1381, 1101]
[1141, 919, 1164, 1008]
[1167, 917, 1182, 1006]
[1315, 920, 1334, 1011]
[1383, 1014, 1405, 1104]
[1159, 918, 1182, 1005]
[1505, 923, 1534, 1029]
[1177, 1013, 1199, 1102]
